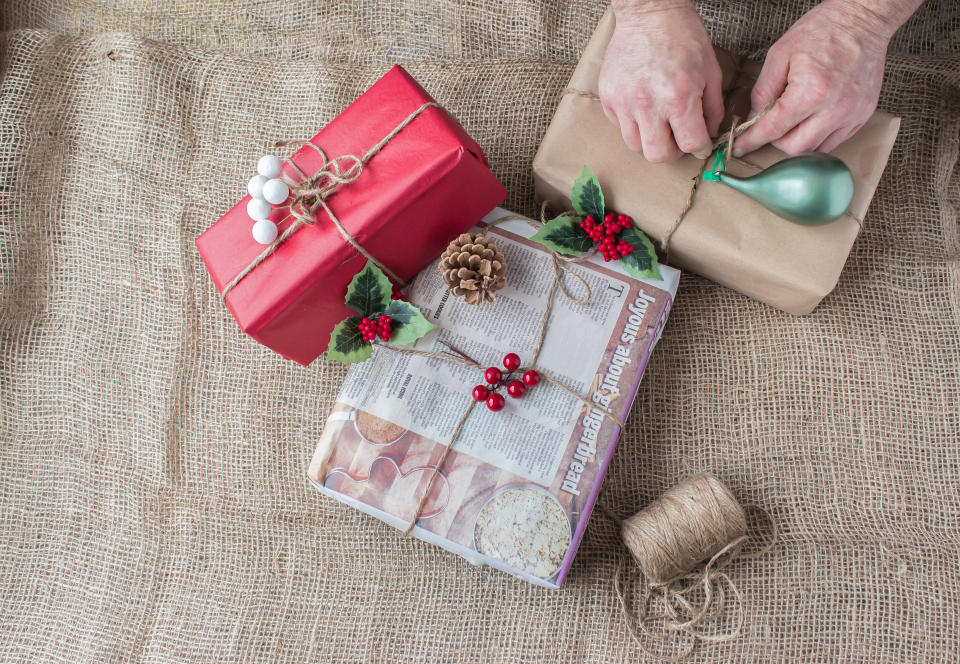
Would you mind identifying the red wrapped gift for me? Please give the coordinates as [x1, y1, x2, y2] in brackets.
[196, 65, 507, 365]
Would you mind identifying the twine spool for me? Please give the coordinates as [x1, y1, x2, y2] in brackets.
[612, 473, 773, 661]
[621, 472, 747, 585]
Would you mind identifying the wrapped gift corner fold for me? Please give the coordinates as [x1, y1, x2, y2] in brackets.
[197, 65, 508, 365]
[533, 9, 900, 315]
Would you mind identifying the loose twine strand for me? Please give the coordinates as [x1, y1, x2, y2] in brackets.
[599, 473, 777, 661]
[221, 102, 442, 297]
[385, 204, 626, 535]
[562, 88, 775, 261]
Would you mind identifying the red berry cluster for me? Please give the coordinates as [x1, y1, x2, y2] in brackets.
[358, 315, 392, 342]
[579, 213, 636, 262]
[391, 284, 404, 300]
[472, 353, 541, 412]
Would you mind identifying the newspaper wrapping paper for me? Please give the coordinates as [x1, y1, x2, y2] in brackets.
[307, 208, 679, 587]
[0, 1, 958, 662]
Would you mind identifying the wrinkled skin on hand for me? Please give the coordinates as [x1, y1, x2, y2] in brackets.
[601, 0, 920, 160]
[599, 2, 724, 162]
[733, 0, 896, 156]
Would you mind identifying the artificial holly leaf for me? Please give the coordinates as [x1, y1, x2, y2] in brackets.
[327, 316, 373, 364]
[345, 261, 392, 317]
[531, 215, 594, 255]
[384, 300, 436, 346]
[571, 165, 605, 220]
[618, 226, 663, 281]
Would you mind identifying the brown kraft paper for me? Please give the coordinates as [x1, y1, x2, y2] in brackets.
[533, 8, 901, 315]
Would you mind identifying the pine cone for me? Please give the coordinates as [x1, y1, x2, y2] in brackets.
[438, 233, 507, 305]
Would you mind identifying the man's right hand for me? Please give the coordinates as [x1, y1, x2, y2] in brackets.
[599, 0, 724, 162]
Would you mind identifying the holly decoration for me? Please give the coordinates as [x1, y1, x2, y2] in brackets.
[472, 352, 540, 412]
[327, 261, 435, 364]
[531, 166, 662, 281]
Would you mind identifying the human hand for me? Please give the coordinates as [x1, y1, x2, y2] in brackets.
[599, 0, 724, 163]
[734, 0, 917, 156]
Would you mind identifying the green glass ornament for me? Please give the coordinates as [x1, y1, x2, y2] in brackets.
[704, 152, 855, 226]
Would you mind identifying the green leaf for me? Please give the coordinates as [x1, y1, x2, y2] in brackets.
[531, 215, 594, 255]
[384, 300, 436, 346]
[345, 261, 392, 317]
[327, 317, 373, 364]
[571, 165, 605, 220]
[618, 226, 663, 281]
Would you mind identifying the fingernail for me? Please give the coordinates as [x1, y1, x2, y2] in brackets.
[693, 150, 711, 160]
[732, 147, 744, 158]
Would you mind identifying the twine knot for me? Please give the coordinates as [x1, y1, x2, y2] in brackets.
[659, 99, 776, 259]
[221, 102, 442, 297]
[279, 146, 365, 225]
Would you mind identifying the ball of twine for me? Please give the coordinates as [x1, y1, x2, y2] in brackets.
[621, 472, 747, 585]
[611, 472, 773, 662]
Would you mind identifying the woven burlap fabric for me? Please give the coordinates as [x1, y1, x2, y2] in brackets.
[2, 0, 958, 60]
[1, 1, 958, 662]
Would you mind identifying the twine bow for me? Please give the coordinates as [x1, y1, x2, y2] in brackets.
[221, 102, 441, 297]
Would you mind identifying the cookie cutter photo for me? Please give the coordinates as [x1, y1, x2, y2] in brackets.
[326, 406, 409, 446]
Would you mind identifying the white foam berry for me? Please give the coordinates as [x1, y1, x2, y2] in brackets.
[248, 174, 267, 199]
[252, 219, 278, 245]
[257, 155, 282, 179]
[247, 197, 271, 221]
[262, 178, 289, 205]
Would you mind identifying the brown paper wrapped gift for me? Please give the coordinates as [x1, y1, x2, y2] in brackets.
[533, 9, 900, 315]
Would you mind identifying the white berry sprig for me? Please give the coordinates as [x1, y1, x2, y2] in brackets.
[246, 155, 290, 245]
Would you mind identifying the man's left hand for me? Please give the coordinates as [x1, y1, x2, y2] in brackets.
[734, 0, 912, 156]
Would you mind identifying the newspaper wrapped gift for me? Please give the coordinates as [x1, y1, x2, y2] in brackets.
[533, 9, 900, 315]
[307, 207, 680, 587]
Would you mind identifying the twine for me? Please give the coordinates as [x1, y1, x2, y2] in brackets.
[659, 100, 775, 259]
[621, 473, 747, 585]
[221, 101, 441, 297]
[602, 473, 776, 661]
[561, 88, 775, 260]
[384, 204, 626, 535]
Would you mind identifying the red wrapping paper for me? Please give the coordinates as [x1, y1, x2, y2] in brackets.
[196, 66, 507, 365]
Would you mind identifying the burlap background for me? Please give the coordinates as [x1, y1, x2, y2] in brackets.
[1, 1, 958, 662]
